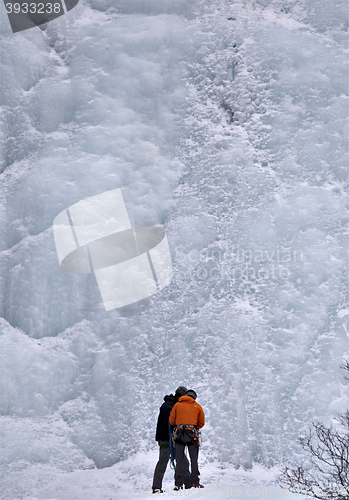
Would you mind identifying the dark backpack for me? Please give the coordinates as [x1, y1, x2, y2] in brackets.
[172, 424, 199, 445]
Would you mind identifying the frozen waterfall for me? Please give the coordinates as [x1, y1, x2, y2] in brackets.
[0, 0, 348, 498]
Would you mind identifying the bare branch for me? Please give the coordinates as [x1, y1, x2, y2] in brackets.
[277, 410, 349, 499]
[277, 363, 349, 499]
[339, 360, 349, 380]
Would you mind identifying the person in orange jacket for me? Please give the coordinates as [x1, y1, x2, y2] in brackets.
[169, 389, 205, 490]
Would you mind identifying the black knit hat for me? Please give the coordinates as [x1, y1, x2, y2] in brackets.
[175, 386, 187, 398]
[186, 389, 197, 400]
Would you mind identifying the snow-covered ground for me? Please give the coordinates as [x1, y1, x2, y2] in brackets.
[0, 0, 348, 498]
[19, 449, 307, 500]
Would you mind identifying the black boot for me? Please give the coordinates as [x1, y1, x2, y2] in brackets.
[173, 485, 183, 491]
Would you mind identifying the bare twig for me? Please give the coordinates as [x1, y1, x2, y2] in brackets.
[276, 361, 349, 500]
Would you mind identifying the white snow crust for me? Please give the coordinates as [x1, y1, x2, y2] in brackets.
[9, 449, 308, 500]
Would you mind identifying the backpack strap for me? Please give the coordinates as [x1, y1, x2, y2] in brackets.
[172, 424, 200, 445]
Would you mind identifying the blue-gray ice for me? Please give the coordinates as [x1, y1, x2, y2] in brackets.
[0, 0, 348, 497]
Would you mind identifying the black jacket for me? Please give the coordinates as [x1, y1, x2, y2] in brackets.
[155, 394, 178, 442]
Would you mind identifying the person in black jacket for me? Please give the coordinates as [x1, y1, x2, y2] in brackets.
[152, 386, 190, 494]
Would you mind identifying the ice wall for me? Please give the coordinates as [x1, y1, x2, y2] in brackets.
[0, 0, 348, 496]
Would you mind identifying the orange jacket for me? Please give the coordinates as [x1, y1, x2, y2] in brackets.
[169, 395, 205, 429]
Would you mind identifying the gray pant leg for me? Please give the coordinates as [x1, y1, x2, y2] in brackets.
[173, 444, 191, 488]
[152, 441, 170, 489]
[174, 443, 185, 486]
[188, 445, 200, 485]
[184, 453, 191, 488]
